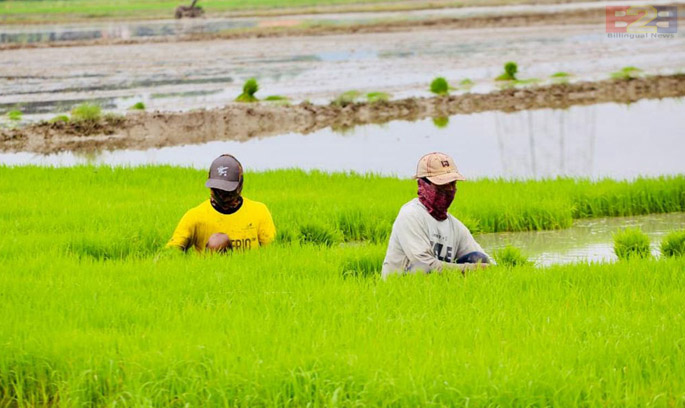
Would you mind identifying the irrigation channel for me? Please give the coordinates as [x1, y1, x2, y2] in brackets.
[2, 96, 684, 266]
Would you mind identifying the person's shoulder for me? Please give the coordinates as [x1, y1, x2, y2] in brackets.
[397, 198, 425, 219]
[188, 199, 211, 214]
[447, 213, 470, 232]
[242, 197, 271, 213]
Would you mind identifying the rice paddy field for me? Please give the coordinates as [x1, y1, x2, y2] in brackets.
[1, 166, 685, 406]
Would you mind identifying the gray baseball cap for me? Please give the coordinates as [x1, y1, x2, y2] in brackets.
[205, 154, 243, 192]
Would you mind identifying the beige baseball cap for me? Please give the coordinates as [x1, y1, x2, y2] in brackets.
[414, 152, 466, 184]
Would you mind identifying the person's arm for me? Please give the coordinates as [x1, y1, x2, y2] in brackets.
[165, 211, 195, 251]
[258, 205, 276, 246]
[454, 223, 493, 265]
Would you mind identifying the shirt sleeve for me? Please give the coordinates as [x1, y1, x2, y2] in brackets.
[258, 205, 276, 246]
[454, 222, 489, 261]
[394, 208, 445, 272]
[166, 210, 195, 251]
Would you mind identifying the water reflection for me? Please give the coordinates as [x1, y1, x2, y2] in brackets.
[477, 212, 685, 266]
[1, 98, 683, 180]
[494, 107, 597, 178]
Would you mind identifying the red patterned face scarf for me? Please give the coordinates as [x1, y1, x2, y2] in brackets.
[418, 178, 455, 221]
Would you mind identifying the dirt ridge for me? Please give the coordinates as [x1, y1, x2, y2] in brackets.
[2, 74, 684, 154]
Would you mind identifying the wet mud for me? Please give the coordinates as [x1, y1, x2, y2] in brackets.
[3, 74, 683, 154]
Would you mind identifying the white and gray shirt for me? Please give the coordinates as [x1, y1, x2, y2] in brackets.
[382, 198, 488, 278]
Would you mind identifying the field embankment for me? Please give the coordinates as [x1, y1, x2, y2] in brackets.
[1, 166, 684, 406]
[3, 75, 684, 154]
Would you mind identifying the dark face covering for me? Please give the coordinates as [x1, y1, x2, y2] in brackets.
[418, 178, 456, 221]
[210, 182, 243, 214]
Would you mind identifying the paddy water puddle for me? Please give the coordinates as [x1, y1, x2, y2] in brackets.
[478, 212, 685, 266]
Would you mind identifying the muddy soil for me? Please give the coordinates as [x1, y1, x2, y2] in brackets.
[3, 75, 683, 154]
[0, 6, 664, 51]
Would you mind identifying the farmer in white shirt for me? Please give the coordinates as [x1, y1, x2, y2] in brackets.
[382, 152, 491, 278]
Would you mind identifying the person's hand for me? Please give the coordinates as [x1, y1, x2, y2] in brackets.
[206, 233, 232, 253]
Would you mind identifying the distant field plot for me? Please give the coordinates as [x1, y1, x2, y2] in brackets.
[0, 0, 598, 23]
[1, 167, 684, 406]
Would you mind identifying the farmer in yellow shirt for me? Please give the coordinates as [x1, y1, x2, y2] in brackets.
[167, 154, 276, 252]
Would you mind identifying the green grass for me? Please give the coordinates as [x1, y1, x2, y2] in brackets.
[496, 61, 518, 81]
[7, 109, 23, 122]
[661, 230, 685, 257]
[493, 245, 530, 267]
[48, 114, 70, 123]
[129, 101, 146, 110]
[235, 78, 260, 103]
[365, 91, 391, 103]
[613, 228, 652, 260]
[611, 66, 643, 80]
[430, 77, 449, 96]
[432, 116, 449, 128]
[70, 103, 102, 122]
[1, 166, 685, 405]
[331, 90, 362, 107]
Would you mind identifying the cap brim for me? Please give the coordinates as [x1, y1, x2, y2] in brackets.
[426, 171, 466, 184]
[206, 179, 240, 192]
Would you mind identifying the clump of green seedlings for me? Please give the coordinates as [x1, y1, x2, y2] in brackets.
[235, 78, 260, 103]
[129, 102, 146, 110]
[496, 61, 518, 81]
[432, 116, 449, 128]
[430, 77, 450, 96]
[7, 109, 22, 122]
[613, 228, 651, 260]
[48, 115, 69, 123]
[366, 92, 391, 103]
[611, 66, 643, 80]
[494, 245, 531, 267]
[331, 90, 362, 107]
[264, 95, 289, 101]
[298, 223, 342, 246]
[458, 78, 474, 91]
[550, 72, 571, 84]
[660, 230, 685, 257]
[70, 103, 102, 122]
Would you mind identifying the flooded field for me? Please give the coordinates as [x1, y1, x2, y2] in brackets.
[1, 0, 676, 45]
[3, 97, 682, 180]
[2, 19, 684, 118]
[479, 212, 685, 266]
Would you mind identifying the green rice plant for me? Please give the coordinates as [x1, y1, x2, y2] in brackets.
[611, 66, 643, 80]
[299, 223, 343, 246]
[331, 90, 362, 107]
[430, 77, 449, 95]
[660, 230, 685, 257]
[613, 228, 651, 260]
[365, 92, 391, 103]
[70, 103, 102, 121]
[48, 114, 69, 123]
[340, 250, 384, 278]
[496, 61, 518, 81]
[550, 71, 571, 84]
[458, 78, 474, 91]
[235, 78, 260, 103]
[264, 95, 289, 101]
[7, 109, 22, 122]
[432, 116, 449, 128]
[493, 245, 531, 267]
[129, 101, 146, 110]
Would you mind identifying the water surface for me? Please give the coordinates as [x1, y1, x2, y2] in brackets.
[2, 98, 683, 180]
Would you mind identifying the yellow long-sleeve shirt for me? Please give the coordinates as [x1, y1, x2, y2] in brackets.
[166, 198, 276, 252]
